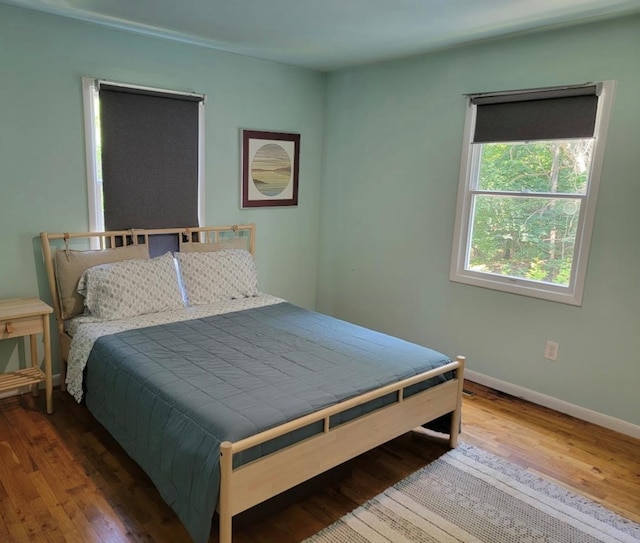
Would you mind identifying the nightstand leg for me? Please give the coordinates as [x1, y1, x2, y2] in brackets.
[30, 334, 39, 397]
[43, 314, 53, 414]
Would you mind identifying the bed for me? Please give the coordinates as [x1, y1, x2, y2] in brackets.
[40, 224, 465, 543]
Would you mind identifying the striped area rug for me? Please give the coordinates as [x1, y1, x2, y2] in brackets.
[304, 443, 640, 543]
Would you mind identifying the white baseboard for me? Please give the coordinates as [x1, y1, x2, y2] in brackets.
[465, 370, 640, 440]
[0, 373, 62, 400]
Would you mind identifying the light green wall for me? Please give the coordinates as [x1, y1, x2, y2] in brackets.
[2, 4, 639, 428]
[0, 4, 325, 373]
[317, 16, 640, 426]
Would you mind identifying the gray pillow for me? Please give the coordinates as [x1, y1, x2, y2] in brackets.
[55, 244, 150, 319]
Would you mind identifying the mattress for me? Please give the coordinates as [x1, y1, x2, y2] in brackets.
[81, 302, 453, 543]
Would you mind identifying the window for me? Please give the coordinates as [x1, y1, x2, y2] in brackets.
[450, 81, 615, 305]
[82, 78, 205, 251]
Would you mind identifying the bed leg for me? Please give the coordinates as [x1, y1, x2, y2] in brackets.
[448, 356, 466, 448]
[219, 441, 233, 543]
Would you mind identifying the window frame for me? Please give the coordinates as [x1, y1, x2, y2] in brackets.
[81, 77, 206, 246]
[450, 80, 616, 306]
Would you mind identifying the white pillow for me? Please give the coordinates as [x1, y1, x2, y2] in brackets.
[176, 249, 259, 306]
[78, 252, 184, 320]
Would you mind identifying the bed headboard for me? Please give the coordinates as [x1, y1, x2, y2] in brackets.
[40, 224, 255, 332]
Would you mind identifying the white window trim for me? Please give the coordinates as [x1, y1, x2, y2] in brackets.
[450, 80, 616, 306]
[81, 77, 206, 248]
[82, 77, 103, 238]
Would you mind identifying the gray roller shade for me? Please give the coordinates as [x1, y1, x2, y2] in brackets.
[471, 85, 599, 143]
[99, 84, 202, 231]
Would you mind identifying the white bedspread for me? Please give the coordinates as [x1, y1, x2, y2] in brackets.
[65, 294, 284, 402]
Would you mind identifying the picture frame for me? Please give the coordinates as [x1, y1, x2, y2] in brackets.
[241, 130, 300, 208]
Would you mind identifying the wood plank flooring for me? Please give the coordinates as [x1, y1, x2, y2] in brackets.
[0, 381, 638, 542]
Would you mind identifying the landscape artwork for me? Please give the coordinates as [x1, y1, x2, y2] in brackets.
[242, 130, 300, 207]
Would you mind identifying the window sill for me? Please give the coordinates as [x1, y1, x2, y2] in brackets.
[449, 270, 582, 306]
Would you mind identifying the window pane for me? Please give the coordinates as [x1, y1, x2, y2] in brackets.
[468, 195, 582, 286]
[476, 140, 593, 194]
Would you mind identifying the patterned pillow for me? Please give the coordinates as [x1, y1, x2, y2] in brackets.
[78, 252, 184, 320]
[176, 249, 259, 306]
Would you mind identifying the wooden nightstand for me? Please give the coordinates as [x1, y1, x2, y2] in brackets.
[0, 297, 53, 414]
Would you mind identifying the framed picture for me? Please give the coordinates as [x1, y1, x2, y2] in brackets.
[241, 130, 300, 208]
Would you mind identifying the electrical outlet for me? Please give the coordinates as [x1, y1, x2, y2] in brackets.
[544, 340, 559, 361]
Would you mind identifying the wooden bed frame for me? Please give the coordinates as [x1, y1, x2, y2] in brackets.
[40, 224, 465, 543]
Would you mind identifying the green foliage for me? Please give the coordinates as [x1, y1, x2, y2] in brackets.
[469, 140, 592, 286]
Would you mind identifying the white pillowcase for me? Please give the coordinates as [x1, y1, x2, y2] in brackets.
[176, 249, 259, 306]
[78, 252, 184, 320]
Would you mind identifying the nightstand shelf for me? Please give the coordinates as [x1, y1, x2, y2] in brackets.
[0, 367, 47, 392]
[0, 297, 53, 413]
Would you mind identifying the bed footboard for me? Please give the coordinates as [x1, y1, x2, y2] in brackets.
[218, 355, 465, 543]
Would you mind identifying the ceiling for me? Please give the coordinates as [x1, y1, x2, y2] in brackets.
[4, 0, 640, 70]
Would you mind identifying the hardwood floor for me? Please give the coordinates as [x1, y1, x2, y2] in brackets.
[0, 381, 638, 542]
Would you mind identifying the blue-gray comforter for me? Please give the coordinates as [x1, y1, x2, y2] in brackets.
[84, 302, 452, 543]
